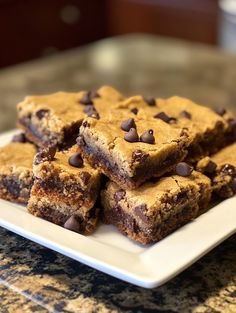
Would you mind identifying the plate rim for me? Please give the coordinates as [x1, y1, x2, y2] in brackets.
[0, 129, 236, 288]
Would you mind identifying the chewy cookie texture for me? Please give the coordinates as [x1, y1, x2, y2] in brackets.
[115, 95, 236, 161]
[197, 142, 236, 199]
[27, 145, 101, 235]
[77, 115, 191, 189]
[0, 140, 37, 203]
[17, 86, 123, 149]
[101, 170, 211, 244]
[1, 85, 235, 244]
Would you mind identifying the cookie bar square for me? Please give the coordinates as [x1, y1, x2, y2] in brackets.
[0, 141, 37, 203]
[17, 86, 123, 149]
[101, 171, 211, 244]
[27, 145, 101, 234]
[116, 95, 236, 161]
[197, 143, 236, 198]
[77, 115, 191, 189]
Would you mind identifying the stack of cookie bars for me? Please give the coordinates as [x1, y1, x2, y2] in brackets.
[0, 86, 236, 244]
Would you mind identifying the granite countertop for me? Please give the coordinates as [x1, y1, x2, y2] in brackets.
[0, 34, 236, 312]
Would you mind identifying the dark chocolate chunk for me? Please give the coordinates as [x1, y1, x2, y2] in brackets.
[12, 133, 26, 143]
[131, 107, 138, 115]
[36, 109, 49, 120]
[83, 105, 95, 114]
[124, 128, 139, 143]
[134, 204, 149, 223]
[80, 92, 93, 105]
[34, 146, 56, 165]
[114, 190, 126, 202]
[143, 96, 155, 106]
[83, 103, 99, 119]
[180, 110, 192, 119]
[140, 129, 155, 144]
[120, 118, 136, 132]
[221, 164, 235, 176]
[132, 150, 149, 163]
[80, 172, 91, 184]
[154, 111, 176, 124]
[175, 162, 193, 177]
[83, 105, 99, 119]
[204, 160, 217, 174]
[64, 215, 80, 232]
[214, 107, 226, 116]
[69, 152, 83, 168]
[80, 90, 99, 105]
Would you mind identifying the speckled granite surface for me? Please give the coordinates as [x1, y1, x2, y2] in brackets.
[0, 227, 235, 313]
[0, 35, 236, 312]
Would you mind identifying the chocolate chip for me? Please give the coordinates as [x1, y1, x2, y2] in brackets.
[204, 160, 217, 174]
[12, 133, 26, 143]
[180, 110, 192, 119]
[143, 96, 156, 106]
[80, 92, 93, 105]
[175, 162, 193, 177]
[140, 129, 155, 144]
[83, 105, 100, 119]
[68, 152, 83, 168]
[80, 91, 99, 105]
[120, 118, 136, 131]
[114, 190, 126, 202]
[134, 204, 149, 223]
[36, 109, 49, 120]
[80, 172, 91, 184]
[154, 112, 176, 124]
[131, 108, 138, 115]
[64, 215, 80, 232]
[124, 128, 139, 143]
[132, 150, 149, 163]
[34, 146, 57, 165]
[214, 107, 226, 116]
[83, 105, 95, 114]
[221, 164, 235, 176]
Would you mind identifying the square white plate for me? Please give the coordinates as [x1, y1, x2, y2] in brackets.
[0, 130, 236, 288]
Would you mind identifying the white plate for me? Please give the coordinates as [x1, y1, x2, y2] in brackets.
[0, 130, 236, 288]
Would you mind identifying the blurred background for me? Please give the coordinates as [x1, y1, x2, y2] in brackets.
[1, 0, 236, 69]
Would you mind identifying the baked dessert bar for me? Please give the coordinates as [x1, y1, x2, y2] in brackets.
[0, 140, 37, 203]
[17, 86, 123, 149]
[77, 115, 191, 189]
[197, 142, 236, 198]
[27, 145, 101, 234]
[101, 168, 211, 244]
[116, 95, 236, 161]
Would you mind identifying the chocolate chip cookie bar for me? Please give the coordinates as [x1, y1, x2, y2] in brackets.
[101, 169, 211, 244]
[77, 115, 191, 189]
[197, 142, 236, 198]
[17, 86, 123, 149]
[116, 95, 236, 161]
[27, 145, 101, 234]
[0, 140, 37, 203]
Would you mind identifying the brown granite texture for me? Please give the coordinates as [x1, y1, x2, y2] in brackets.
[0, 34, 236, 312]
[0, 227, 235, 313]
